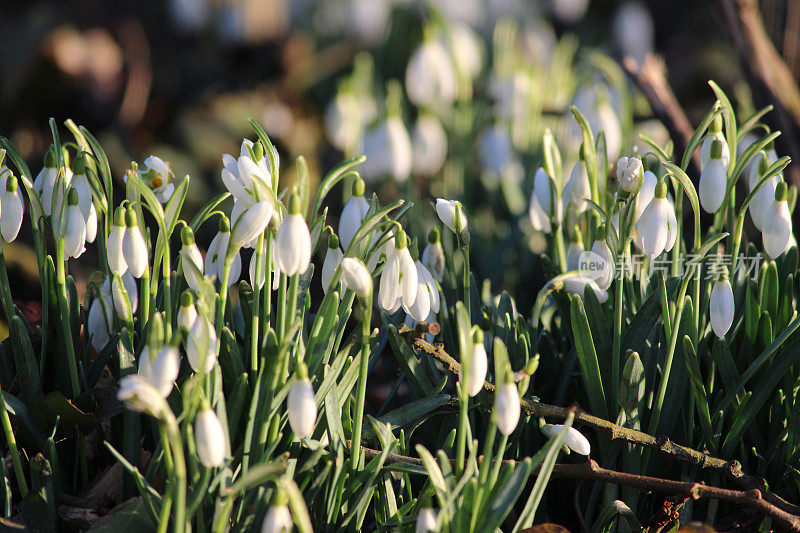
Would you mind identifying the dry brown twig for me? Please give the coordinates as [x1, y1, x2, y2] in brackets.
[397, 322, 800, 521]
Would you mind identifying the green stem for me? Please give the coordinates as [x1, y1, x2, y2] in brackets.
[163, 415, 186, 533]
[276, 274, 287, 339]
[350, 293, 372, 471]
[140, 267, 151, 330]
[286, 274, 300, 340]
[460, 241, 471, 322]
[0, 389, 27, 497]
[455, 390, 468, 476]
[215, 250, 235, 335]
[250, 233, 265, 373]
[55, 241, 80, 398]
[162, 241, 172, 340]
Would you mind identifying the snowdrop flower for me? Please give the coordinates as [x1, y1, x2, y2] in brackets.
[700, 116, 730, 168]
[177, 290, 198, 332]
[339, 177, 369, 251]
[110, 272, 138, 318]
[763, 182, 793, 258]
[461, 329, 488, 397]
[435, 198, 468, 235]
[107, 206, 128, 276]
[32, 147, 59, 215]
[529, 168, 558, 233]
[325, 91, 374, 153]
[566, 227, 584, 272]
[560, 273, 609, 303]
[360, 116, 413, 183]
[710, 273, 734, 338]
[117, 375, 167, 417]
[541, 424, 591, 455]
[635, 180, 677, 258]
[422, 228, 445, 282]
[479, 125, 515, 176]
[633, 170, 658, 224]
[123, 207, 149, 278]
[405, 37, 457, 107]
[231, 200, 274, 250]
[221, 139, 274, 208]
[88, 284, 114, 351]
[590, 225, 615, 290]
[378, 229, 418, 314]
[321, 234, 344, 295]
[749, 152, 779, 231]
[612, 1, 654, 65]
[411, 114, 448, 177]
[138, 344, 180, 398]
[275, 194, 311, 276]
[186, 316, 218, 373]
[495, 379, 521, 436]
[441, 22, 483, 81]
[571, 86, 622, 159]
[340, 257, 372, 299]
[699, 140, 728, 213]
[137, 156, 175, 204]
[261, 490, 292, 533]
[62, 189, 87, 259]
[206, 216, 242, 285]
[407, 259, 440, 323]
[180, 226, 204, 292]
[69, 156, 97, 243]
[0, 173, 23, 243]
[287, 363, 317, 439]
[415, 507, 438, 533]
[248, 239, 276, 291]
[562, 158, 591, 214]
[616, 156, 643, 194]
[195, 405, 226, 468]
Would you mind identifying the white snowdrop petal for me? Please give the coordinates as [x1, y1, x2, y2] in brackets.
[123, 227, 149, 278]
[339, 195, 369, 251]
[1, 191, 23, 243]
[495, 383, 521, 435]
[763, 201, 792, 258]
[63, 206, 87, 258]
[710, 280, 734, 338]
[461, 342, 488, 397]
[195, 408, 226, 468]
[321, 247, 344, 294]
[261, 505, 292, 533]
[340, 257, 372, 299]
[287, 378, 317, 438]
[231, 201, 274, 249]
[275, 213, 311, 276]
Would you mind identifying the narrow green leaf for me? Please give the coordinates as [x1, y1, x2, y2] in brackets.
[570, 296, 608, 419]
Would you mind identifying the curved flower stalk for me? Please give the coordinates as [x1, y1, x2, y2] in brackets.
[137, 155, 175, 204]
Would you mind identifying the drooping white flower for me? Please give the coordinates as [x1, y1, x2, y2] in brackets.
[562, 159, 591, 214]
[122, 208, 149, 278]
[560, 273, 609, 303]
[570, 85, 622, 159]
[699, 140, 728, 214]
[541, 424, 591, 455]
[117, 375, 167, 417]
[441, 21, 483, 80]
[33, 147, 59, 215]
[107, 206, 128, 276]
[340, 257, 372, 299]
[221, 139, 274, 208]
[177, 290, 198, 331]
[495, 382, 521, 436]
[763, 182, 792, 258]
[110, 273, 138, 318]
[407, 260, 439, 323]
[411, 114, 448, 177]
[287, 364, 317, 439]
[137, 155, 175, 204]
[529, 168, 557, 233]
[590, 226, 615, 290]
[186, 316, 218, 374]
[261, 499, 292, 533]
[195, 407, 226, 468]
[324, 91, 375, 153]
[88, 284, 114, 351]
[633, 170, 658, 224]
[616, 156, 643, 194]
[461, 330, 488, 397]
[339, 178, 370, 251]
[709, 276, 734, 338]
[0, 172, 23, 243]
[321, 234, 344, 295]
[138, 345, 180, 398]
[360, 116, 413, 183]
[206, 217, 242, 286]
[275, 195, 311, 276]
[435, 198, 468, 235]
[405, 38, 457, 107]
[180, 226, 204, 292]
[415, 508, 438, 533]
[231, 200, 274, 250]
[566, 226, 584, 272]
[749, 152, 779, 231]
[378, 230, 418, 313]
[421, 228, 445, 282]
[635, 180, 677, 258]
[700, 117, 730, 168]
[58, 188, 86, 259]
[69, 156, 97, 243]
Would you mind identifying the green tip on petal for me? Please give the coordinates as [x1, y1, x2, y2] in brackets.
[654, 181, 668, 199]
[5, 175, 17, 193]
[288, 194, 301, 215]
[113, 205, 127, 227]
[180, 290, 194, 307]
[218, 215, 231, 233]
[125, 207, 138, 228]
[352, 176, 365, 197]
[775, 181, 788, 202]
[44, 146, 57, 168]
[394, 229, 408, 249]
[758, 152, 770, 174]
[328, 232, 340, 249]
[71, 155, 86, 174]
[67, 187, 79, 206]
[710, 139, 723, 160]
[428, 227, 440, 244]
[472, 328, 484, 344]
[181, 225, 195, 246]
